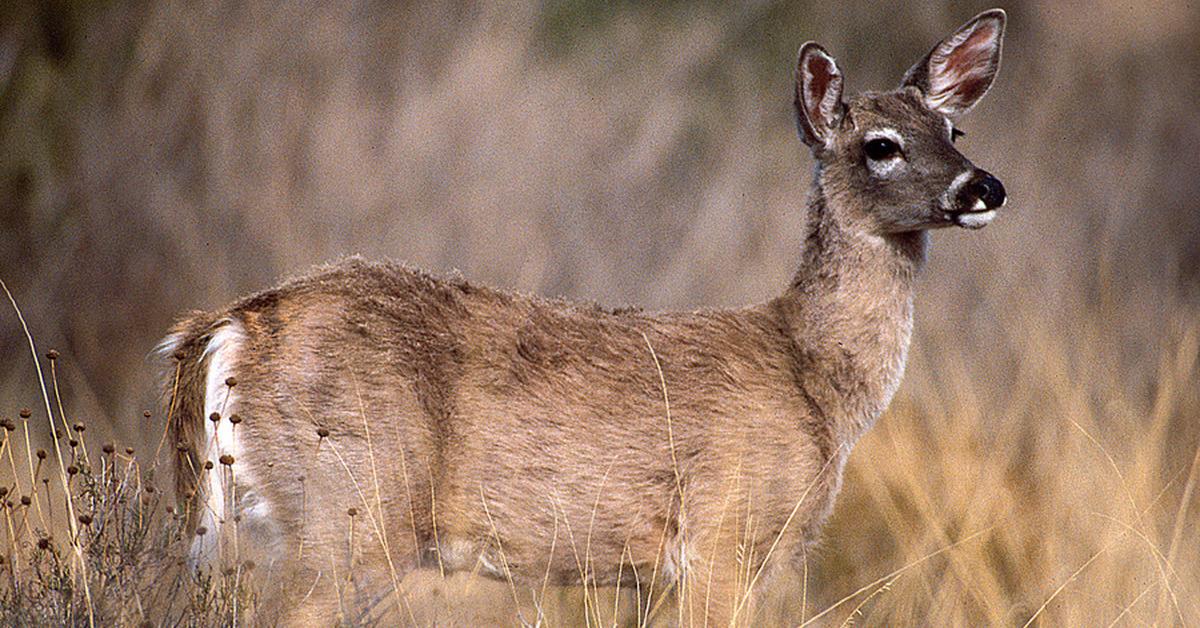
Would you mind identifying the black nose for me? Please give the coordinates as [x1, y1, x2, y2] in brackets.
[967, 171, 1006, 210]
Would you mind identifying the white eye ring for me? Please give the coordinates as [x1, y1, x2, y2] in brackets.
[863, 128, 904, 157]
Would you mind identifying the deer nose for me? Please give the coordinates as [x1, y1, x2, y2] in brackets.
[966, 171, 1006, 210]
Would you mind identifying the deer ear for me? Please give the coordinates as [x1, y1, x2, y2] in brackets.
[902, 9, 1005, 118]
[795, 42, 845, 148]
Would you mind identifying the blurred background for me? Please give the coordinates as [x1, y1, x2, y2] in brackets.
[1, 0, 1198, 624]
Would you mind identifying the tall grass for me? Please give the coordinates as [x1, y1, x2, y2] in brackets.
[2, 0, 1198, 625]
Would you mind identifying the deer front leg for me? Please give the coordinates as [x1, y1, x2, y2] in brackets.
[676, 528, 749, 628]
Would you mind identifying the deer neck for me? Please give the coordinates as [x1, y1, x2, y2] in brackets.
[769, 178, 925, 448]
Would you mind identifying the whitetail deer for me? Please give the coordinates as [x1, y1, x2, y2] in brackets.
[161, 9, 1006, 626]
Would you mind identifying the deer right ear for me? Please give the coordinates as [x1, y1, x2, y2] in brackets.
[794, 42, 845, 149]
[902, 9, 1006, 118]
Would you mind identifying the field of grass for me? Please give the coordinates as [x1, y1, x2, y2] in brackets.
[1, 0, 1198, 625]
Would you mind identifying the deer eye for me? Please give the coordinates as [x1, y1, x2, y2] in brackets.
[863, 138, 900, 160]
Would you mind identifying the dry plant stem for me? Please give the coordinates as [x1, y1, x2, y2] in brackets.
[1021, 534, 1124, 628]
[1165, 439, 1200, 609]
[801, 524, 997, 627]
[801, 552, 809, 625]
[3, 434, 23, 506]
[701, 463, 740, 628]
[0, 277, 96, 628]
[45, 359, 75, 444]
[428, 480, 444, 578]
[642, 507, 677, 627]
[547, 492, 588, 612]
[328, 551, 348, 622]
[839, 574, 898, 628]
[51, 362, 89, 466]
[348, 370, 404, 609]
[1106, 582, 1158, 628]
[614, 542, 632, 625]
[639, 332, 685, 525]
[478, 485, 527, 625]
[322, 437, 416, 618]
[3, 504, 19, 577]
[154, 362, 182, 462]
[1064, 415, 1187, 623]
[1090, 512, 1190, 622]
[583, 453, 619, 625]
[640, 331, 689, 627]
[297, 476, 307, 562]
[345, 512, 355, 573]
[19, 417, 44, 524]
[395, 438, 421, 568]
[538, 512, 560, 622]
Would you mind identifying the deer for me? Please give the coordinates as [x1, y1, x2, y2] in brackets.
[160, 9, 1007, 626]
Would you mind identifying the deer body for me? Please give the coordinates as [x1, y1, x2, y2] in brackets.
[162, 10, 1007, 625]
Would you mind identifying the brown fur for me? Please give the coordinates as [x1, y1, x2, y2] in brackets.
[161, 11, 1005, 626]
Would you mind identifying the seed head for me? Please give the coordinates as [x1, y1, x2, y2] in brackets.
[195, 526, 207, 536]
[143, 410, 152, 419]
[78, 514, 93, 525]
[347, 507, 358, 517]
[219, 454, 235, 466]
[225, 376, 237, 388]
[125, 447, 135, 455]
[73, 422, 85, 432]
[204, 461, 214, 470]
[20, 495, 31, 506]
[228, 413, 242, 425]
[37, 537, 51, 550]
[0, 487, 7, 497]
[69, 439, 79, 448]
[316, 427, 330, 439]
[67, 465, 78, 476]
[2, 420, 15, 431]
[209, 412, 220, 423]
[35, 449, 46, 460]
[102, 443, 115, 454]
[19, 408, 31, 419]
[46, 349, 59, 360]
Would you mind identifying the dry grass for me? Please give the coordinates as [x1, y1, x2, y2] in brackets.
[2, 0, 1198, 625]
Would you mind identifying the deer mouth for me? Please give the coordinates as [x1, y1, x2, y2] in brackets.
[945, 198, 998, 229]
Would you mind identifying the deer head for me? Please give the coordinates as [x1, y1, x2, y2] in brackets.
[795, 9, 1007, 232]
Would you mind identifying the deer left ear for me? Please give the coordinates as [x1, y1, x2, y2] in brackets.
[795, 42, 846, 149]
[902, 9, 1005, 118]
